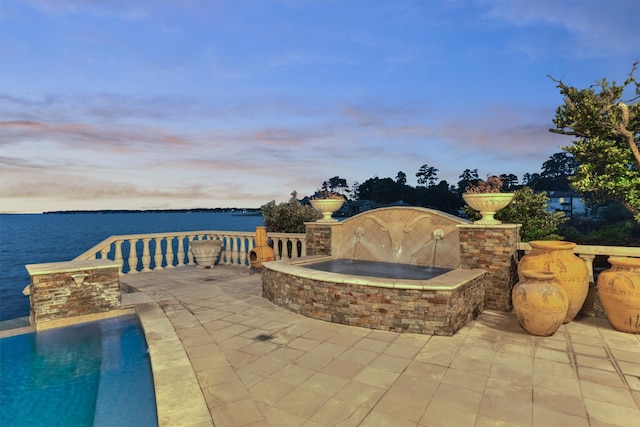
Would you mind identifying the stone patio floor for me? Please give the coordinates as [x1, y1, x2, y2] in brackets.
[119, 265, 640, 427]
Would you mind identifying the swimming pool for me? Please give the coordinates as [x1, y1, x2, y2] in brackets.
[0, 315, 158, 427]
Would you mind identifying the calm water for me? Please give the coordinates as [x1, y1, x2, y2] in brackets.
[0, 212, 264, 321]
[0, 315, 157, 427]
[304, 259, 452, 280]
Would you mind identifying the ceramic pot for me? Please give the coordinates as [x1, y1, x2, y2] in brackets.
[189, 239, 223, 269]
[462, 192, 514, 225]
[310, 198, 344, 222]
[597, 257, 640, 334]
[512, 270, 568, 336]
[249, 226, 275, 269]
[518, 241, 588, 323]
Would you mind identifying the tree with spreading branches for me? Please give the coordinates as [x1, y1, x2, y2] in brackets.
[548, 61, 640, 221]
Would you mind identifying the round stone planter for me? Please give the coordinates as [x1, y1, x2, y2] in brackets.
[189, 239, 223, 269]
[597, 257, 640, 334]
[512, 270, 568, 336]
[310, 198, 344, 223]
[518, 241, 589, 323]
[462, 193, 514, 225]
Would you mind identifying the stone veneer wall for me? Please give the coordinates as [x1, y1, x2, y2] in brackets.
[26, 259, 121, 327]
[262, 269, 485, 336]
[458, 224, 520, 311]
[305, 223, 334, 256]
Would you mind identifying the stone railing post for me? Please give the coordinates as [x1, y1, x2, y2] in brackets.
[25, 259, 121, 329]
[458, 224, 520, 311]
[305, 222, 337, 256]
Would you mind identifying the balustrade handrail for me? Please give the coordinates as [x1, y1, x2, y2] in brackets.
[517, 242, 640, 257]
[517, 241, 640, 284]
[73, 230, 307, 275]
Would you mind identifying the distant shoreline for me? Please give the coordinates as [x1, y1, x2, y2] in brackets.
[42, 208, 261, 215]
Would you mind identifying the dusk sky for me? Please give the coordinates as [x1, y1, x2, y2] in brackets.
[1, 0, 639, 213]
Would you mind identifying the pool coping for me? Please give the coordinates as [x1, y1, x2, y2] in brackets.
[124, 293, 213, 427]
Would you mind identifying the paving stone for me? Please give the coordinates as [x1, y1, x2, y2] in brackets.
[532, 387, 587, 417]
[421, 402, 477, 427]
[119, 266, 640, 427]
[478, 394, 532, 426]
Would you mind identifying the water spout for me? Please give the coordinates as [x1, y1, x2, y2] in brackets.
[431, 229, 445, 268]
[352, 227, 365, 261]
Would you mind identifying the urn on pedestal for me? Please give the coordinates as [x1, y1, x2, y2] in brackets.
[189, 239, 223, 269]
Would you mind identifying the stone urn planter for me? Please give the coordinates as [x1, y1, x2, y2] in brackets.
[518, 241, 589, 323]
[512, 270, 569, 336]
[189, 239, 223, 269]
[462, 193, 514, 225]
[597, 257, 640, 334]
[310, 198, 344, 223]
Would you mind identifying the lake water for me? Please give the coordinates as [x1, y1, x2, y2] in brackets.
[0, 212, 264, 321]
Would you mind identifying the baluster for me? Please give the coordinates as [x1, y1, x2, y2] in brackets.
[187, 236, 195, 265]
[579, 254, 596, 285]
[299, 238, 307, 258]
[287, 238, 294, 259]
[274, 237, 282, 260]
[141, 238, 152, 272]
[239, 236, 247, 266]
[166, 236, 175, 268]
[247, 238, 255, 267]
[129, 238, 139, 273]
[230, 236, 239, 265]
[100, 245, 110, 260]
[221, 236, 230, 265]
[176, 236, 186, 267]
[153, 237, 163, 270]
[114, 240, 124, 274]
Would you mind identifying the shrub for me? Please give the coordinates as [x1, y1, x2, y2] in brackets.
[261, 191, 321, 233]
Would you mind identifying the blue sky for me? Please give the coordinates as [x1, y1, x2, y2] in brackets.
[1, 0, 639, 213]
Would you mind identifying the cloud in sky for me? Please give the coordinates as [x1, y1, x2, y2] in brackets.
[1, 0, 639, 213]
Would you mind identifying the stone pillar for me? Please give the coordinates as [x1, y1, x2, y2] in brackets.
[305, 222, 337, 256]
[458, 224, 520, 311]
[25, 259, 121, 329]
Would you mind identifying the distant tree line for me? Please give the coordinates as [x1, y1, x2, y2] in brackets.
[306, 148, 639, 245]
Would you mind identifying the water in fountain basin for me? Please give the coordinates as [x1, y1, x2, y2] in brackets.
[304, 259, 451, 280]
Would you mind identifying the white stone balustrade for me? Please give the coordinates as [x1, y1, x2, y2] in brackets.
[74, 231, 637, 278]
[74, 231, 307, 275]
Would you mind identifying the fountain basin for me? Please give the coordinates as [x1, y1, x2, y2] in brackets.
[262, 256, 486, 336]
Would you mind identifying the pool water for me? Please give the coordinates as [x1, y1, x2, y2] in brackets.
[0, 315, 158, 427]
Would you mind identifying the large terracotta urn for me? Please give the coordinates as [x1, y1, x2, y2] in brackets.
[512, 270, 569, 336]
[518, 241, 588, 323]
[310, 198, 344, 222]
[189, 239, 223, 269]
[462, 193, 514, 225]
[597, 257, 640, 334]
[249, 226, 276, 269]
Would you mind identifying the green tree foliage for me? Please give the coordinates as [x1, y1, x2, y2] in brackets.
[500, 173, 519, 191]
[322, 176, 350, 197]
[463, 187, 567, 241]
[561, 202, 640, 246]
[549, 61, 640, 221]
[395, 171, 407, 185]
[261, 191, 321, 233]
[416, 164, 439, 187]
[457, 168, 479, 195]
